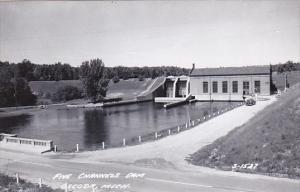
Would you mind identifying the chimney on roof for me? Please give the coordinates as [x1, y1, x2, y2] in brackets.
[189, 63, 195, 76]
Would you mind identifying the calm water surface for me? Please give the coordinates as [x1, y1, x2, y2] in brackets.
[0, 102, 234, 151]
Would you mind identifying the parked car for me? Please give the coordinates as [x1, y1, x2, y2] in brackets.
[39, 105, 47, 109]
[245, 97, 256, 106]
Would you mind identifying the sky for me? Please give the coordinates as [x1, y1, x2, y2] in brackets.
[0, 1, 299, 68]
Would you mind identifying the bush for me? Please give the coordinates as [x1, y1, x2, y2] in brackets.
[0, 173, 63, 192]
[113, 76, 120, 83]
[51, 85, 83, 102]
[138, 75, 145, 81]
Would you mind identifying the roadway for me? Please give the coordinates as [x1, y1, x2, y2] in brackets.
[0, 150, 299, 192]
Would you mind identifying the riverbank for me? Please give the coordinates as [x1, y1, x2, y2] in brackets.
[0, 98, 91, 118]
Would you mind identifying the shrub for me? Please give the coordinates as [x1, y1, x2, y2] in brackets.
[113, 76, 120, 83]
[51, 85, 83, 102]
[138, 75, 145, 81]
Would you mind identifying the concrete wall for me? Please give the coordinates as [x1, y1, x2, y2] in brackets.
[177, 81, 187, 97]
[190, 75, 270, 101]
[165, 81, 174, 97]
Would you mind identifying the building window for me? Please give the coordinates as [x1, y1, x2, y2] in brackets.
[222, 81, 228, 93]
[254, 81, 260, 93]
[232, 81, 238, 93]
[243, 81, 250, 95]
[203, 82, 208, 93]
[212, 81, 218, 93]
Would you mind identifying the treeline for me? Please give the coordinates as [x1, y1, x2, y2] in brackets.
[271, 61, 300, 73]
[0, 60, 80, 81]
[0, 60, 189, 82]
[105, 66, 189, 80]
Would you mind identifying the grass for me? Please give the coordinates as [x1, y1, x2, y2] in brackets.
[29, 80, 83, 96]
[29, 78, 158, 102]
[106, 78, 156, 100]
[272, 71, 300, 91]
[0, 173, 63, 192]
[187, 83, 300, 178]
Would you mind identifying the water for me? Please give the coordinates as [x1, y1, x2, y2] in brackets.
[0, 102, 234, 151]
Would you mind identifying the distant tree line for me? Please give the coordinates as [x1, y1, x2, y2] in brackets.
[271, 61, 300, 73]
[105, 66, 189, 81]
[0, 60, 190, 82]
[1, 59, 80, 81]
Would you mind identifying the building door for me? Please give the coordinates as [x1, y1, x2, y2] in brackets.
[243, 81, 250, 95]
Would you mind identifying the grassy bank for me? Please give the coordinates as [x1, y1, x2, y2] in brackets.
[29, 78, 157, 103]
[187, 83, 300, 178]
[0, 173, 63, 192]
[272, 71, 300, 91]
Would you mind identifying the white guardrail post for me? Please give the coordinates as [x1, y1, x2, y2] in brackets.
[16, 173, 19, 184]
[39, 178, 42, 188]
[102, 142, 105, 150]
[76, 144, 79, 152]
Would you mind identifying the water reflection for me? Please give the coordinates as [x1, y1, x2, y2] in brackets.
[83, 109, 107, 150]
[0, 114, 32, 133]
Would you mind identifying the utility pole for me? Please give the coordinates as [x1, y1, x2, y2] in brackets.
[284, 72, 288, 91]
[13, 65, 18, 107]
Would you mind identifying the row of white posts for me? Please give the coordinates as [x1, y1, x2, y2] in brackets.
[65, 102, 244, 152]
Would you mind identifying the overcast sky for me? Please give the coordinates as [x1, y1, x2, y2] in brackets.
[0, 1, 299, 68]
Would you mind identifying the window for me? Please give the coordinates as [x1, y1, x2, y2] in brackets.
[232, 81, 238, 93]
[203, 82, 208, 93]
[243, 81, 250, 95]
[222, 81, 228, 93]
[254, 81, 260, 93]
[212, 81, 218, 93]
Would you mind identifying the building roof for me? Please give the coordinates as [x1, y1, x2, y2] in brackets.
[190, 66, 270, 77]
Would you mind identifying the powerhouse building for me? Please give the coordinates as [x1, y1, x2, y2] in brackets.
[189, 66, 271, 101]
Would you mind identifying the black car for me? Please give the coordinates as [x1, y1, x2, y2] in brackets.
[245, 97, 256, 106]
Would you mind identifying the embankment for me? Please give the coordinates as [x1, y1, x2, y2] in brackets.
[187, 84, 300, 178]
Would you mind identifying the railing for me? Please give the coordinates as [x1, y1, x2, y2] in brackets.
[2, 136, 53, 148]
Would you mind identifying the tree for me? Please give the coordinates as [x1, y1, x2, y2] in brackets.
[0, 62, 15, 107]
[14, 78, 37, 106]
[17, 59, 34, 81]
[79, 58, 109, 102]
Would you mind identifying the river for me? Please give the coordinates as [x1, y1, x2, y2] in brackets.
[0, 102, 234, 151]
